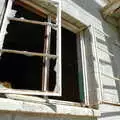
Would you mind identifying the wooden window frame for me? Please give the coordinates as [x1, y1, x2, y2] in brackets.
[0, 0, 62, 96]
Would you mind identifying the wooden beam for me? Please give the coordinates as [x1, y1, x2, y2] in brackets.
[102, 0, 120, 16]
[15, 0, 53, 17]
[0, 49, 57, 59]
[15, 0, 47, 18]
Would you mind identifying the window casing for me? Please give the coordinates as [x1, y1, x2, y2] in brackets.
[0, 0, 91, 106]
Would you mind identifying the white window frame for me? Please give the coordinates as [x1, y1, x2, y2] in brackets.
[0, 0, 62, 96]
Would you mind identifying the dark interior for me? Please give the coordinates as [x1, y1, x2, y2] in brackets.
[0, 4, 80, 102]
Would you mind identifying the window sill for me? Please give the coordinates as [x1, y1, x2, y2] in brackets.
[0, 96, 100, 118]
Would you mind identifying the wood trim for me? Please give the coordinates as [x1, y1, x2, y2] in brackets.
[0, 88, 60, 96]
[15, 0, 47, 18]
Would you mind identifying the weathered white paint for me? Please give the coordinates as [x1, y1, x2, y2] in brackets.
[0, 0, 13, 53]
[70, 0, 120, 120]
[99, 104, 120, 120]
[80, 31, 90, 105]
[0, 0, 6, 25]
[0, 98, 100, 117]
[0, 113, 97, 120]
[0, 0, 120, 120]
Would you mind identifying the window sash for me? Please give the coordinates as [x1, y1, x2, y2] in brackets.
[0, 0, 62, 96]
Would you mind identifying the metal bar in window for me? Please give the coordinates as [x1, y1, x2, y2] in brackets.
[42, 16, 51, 93]
[0, 49, 57, 59]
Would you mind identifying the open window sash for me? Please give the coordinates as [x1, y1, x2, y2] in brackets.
[0, 0, 62, 96]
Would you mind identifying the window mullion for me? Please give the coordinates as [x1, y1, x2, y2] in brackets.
[42, 16, 52, 93]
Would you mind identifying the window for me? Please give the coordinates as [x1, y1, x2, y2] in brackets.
[0, 0, 86, 104]
[0, 0, 61, 96]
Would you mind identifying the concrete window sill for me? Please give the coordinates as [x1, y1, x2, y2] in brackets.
[0, 97, 100, 118]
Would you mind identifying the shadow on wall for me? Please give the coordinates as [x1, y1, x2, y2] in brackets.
[72, 0, 104, 21]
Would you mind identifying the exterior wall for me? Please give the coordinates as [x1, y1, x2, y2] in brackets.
[70, 0, 120, 120]
[0, 0, 120, 120]
[0, 113, 97, 120]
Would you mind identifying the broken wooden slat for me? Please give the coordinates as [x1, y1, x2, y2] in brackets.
[15, 0, 47, 18]
[8, 17, 57, 28]
[0, 49, 57, 59]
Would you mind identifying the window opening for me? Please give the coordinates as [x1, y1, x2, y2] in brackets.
[0, 0, 85, 103]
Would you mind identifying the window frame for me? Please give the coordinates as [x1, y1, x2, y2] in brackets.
[0, 0, 90, 105]
[0, 0, 62, 96]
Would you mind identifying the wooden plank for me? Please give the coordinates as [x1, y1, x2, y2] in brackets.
[0, 49, 57, 59]
[15, 0, 47, 18]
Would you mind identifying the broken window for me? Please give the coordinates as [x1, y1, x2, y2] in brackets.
[0, 0, 85, 103]
[0, 0, 62, 96]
